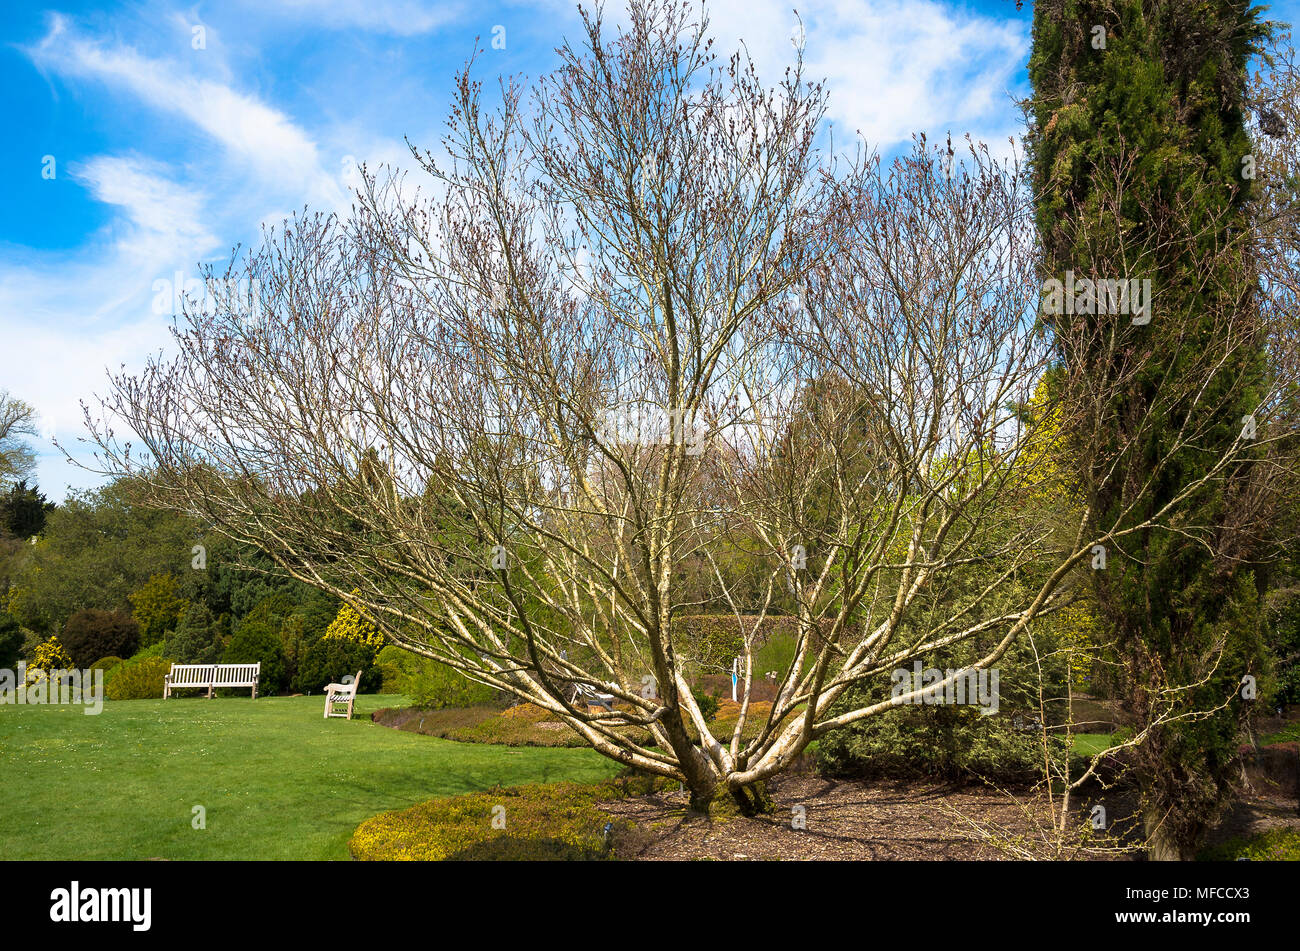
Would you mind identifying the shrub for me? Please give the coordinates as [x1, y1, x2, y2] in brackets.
[60, 609, 140, 668]
[125, 641, 165, 663]
[294, 636, 379, 694]
[375, 645, 496, 709]
[128, 573, 189, 648]
[322, 600, 384, 652]
[349, 782, 633, 860]
[0, 611, 23, 670]
[692, 688, 719, 723]
[27, 636, 74, 681]
[90, 656, 124, 687]
[105, 656, 174, 700]
[163, 602, 225, 664]
[816, 703, 1062, 785]
[223, 620, 288, 695]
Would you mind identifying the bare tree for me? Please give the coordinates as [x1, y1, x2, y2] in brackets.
[0, 391, 38, 487]
[82, 0, 1290, 813]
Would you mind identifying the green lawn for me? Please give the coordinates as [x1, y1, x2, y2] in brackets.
[0, 694, 620, 860]
[1071, 732, 1117, 757]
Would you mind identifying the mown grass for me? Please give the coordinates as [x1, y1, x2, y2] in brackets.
[1071, 732, 1117, 757]
[0, 694, 620, 860]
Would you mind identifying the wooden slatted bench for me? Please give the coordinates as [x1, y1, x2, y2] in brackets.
[163, 663, 261, 699]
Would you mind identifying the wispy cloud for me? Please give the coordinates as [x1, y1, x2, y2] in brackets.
[28, 14, 342, 206]
[701, 0, 1028, 151]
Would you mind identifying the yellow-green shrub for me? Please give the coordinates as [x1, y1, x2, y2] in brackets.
[349, 781, 647, 861]
[105, 656, 173, 700]
[322, 599, 384, 651]
[26, 636, 73, 682]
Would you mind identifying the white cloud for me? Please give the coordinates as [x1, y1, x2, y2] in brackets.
[29, 15, 343, 208]
[74, 156, 218, 259]
[641, 0, 1028, 152]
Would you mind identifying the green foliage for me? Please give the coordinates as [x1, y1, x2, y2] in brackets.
[1029, 0, 1274, 854]
[1198, 827, 1300, 861]
[294, 636, 379, 694]
[0, 611, 22, 669]
[5, 476, 202, 635]
[128, 573, 188, 648]
[692, 687, 719, 723]
[0, 480, 53, 539]
[60, 608, 140, 668]
[163, 602, 226, 665]
[374, 645, 495, 709]
[105, 655, 173, 701]
[1263, 562, 1300, 703]
[89, 656, 124, 687]
[817, 704, 1064, 785]
[349, 781, 634, 861]
[817, 633, 1069, 784]
[223, 620, 288, 695]
[125, 641, 166, 664]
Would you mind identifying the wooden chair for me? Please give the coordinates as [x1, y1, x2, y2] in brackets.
[569, 681, 617, 712]
[324, 671, 363, 720]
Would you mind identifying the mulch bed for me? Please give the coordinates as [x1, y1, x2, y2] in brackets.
[599, 772, 1300, 860]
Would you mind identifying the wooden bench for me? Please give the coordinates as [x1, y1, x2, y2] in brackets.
[163, 663, 261, 699]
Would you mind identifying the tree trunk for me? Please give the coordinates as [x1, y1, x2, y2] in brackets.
[1144, 809, 1194, 861]
[687, 777, 775, 818]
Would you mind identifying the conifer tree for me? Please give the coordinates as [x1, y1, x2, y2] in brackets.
[1029, 0, 1273, 858]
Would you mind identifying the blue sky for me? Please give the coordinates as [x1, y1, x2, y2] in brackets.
[1, 0, 1292, 500]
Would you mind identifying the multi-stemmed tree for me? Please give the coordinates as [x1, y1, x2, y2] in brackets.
[85, 0, 1287, 815]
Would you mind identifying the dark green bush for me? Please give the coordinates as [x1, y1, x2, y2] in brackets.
[0, 611, 23, 670]
[816, 703, 1064, 785]
[293, 637, 379, 694]
[163, 602, 226, 664]
[692, 688, 719, 722]
[60, 609, 140, 668]
[223, 620, 288, 695]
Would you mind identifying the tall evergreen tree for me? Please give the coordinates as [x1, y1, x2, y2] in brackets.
[1028, 0, 1274, 858]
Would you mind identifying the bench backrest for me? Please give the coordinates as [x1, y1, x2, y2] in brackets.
[212, 663, 260, 687]
[168, 663, 260, 687]
[169, 665, 217, 686]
